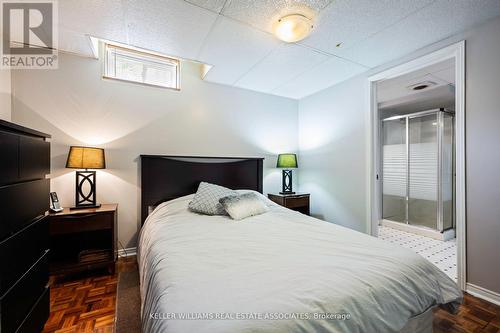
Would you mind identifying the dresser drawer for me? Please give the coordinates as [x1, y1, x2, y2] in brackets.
[0, 217, 49, 296]
[0, 179, 49, 240]
[15, 286, 49, 333]
[19, 135, 50, 181]
[0, 131, 19, 186]
[0, 132, 49, 186]
[284, 195, 309, 209]
[50, 212, 114, 235]
[0, 252, 49, 333]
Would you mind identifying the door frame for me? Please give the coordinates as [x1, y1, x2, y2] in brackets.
[366, 41, 466, 290]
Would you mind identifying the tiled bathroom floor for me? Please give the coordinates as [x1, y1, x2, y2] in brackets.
[378, 225, 457, 281]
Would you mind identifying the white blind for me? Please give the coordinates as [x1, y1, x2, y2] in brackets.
[383, 144, 406, 197]
[409, 142, 438, 201]
[104, 44, 179, 89]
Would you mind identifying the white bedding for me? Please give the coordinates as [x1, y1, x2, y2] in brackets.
[138, 193, 462, 333]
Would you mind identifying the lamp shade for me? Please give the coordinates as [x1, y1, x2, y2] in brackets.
[276, 153, 298, 168]
[66, 146, 106, 169]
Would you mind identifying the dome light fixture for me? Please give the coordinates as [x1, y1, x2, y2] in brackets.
[273, 14, 313, 43]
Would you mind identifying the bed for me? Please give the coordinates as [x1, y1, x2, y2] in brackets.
[138, 155, 462, 333]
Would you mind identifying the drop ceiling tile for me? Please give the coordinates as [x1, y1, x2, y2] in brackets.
[235, 43, 328, 93]
[199, 17, 281, 85]
[272, 56, 367, 98]
[185, 0, 228, 13]
[341, 0, 500, 68]
[59, 0, 128, 42]
[302, 0, 434, 54]
[55, 0, 500, 98]
[222, 0, 332, 33]
[125, 0, 219, 59]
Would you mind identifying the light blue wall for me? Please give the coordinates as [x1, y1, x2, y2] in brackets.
[298, 76, 369, 232]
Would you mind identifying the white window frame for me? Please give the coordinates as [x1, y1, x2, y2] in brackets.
[103, 43, 180, 90]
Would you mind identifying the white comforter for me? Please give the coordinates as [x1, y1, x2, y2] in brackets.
[138, 193, 462, 333]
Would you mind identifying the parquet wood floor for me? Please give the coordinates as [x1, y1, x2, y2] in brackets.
[42, 256, 500, 333]
[42, 257, 136, 333]
[434, 293, 500, 333]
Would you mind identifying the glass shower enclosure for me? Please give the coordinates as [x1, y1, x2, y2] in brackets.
[381, 109, 454, 232]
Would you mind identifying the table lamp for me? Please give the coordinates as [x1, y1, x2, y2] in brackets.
[66, 146, 106, 209]
[277, 153, 298, 194]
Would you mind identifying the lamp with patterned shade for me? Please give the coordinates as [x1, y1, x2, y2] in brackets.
[276, 153, 298, 194]
[66, 146, 106, 209]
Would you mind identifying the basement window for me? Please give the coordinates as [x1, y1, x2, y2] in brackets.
[104, 44, 180, 90]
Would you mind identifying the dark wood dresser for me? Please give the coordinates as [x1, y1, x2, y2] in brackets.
[0, 120, 50, 333]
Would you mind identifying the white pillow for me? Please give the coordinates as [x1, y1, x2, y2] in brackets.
[188, 182, 236, 215]
[235, 189, 277, 206]
[219, 193, 269, 220]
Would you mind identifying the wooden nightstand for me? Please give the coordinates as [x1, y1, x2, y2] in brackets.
[47, 204, 117, 276]
[268, 193, 310, 215]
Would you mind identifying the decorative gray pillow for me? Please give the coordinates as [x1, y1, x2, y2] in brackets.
[188, 182, 236, 215]
[219, 193, 270, 220]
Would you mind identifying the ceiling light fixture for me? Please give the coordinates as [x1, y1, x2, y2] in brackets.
[273, 14, 313, 43]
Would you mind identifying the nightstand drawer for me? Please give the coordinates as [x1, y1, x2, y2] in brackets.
[50, 212, 113, 235]
[268, 193, 310, 215]
[284, 195, 309, 208]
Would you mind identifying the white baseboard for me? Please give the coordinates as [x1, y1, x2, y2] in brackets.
[466, 283, 500, 306]
[118, 247, 137, 258]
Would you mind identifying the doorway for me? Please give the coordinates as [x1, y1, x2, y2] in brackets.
[368, 42, 466, 290]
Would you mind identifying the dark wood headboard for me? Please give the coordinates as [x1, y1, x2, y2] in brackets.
[140, 155, 264, 224]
